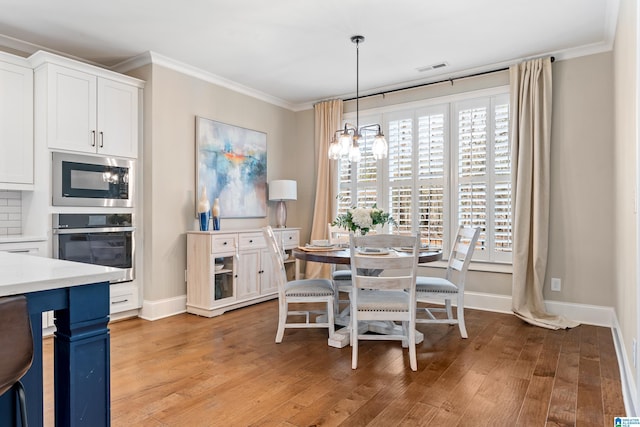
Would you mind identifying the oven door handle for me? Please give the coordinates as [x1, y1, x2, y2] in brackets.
[53, 226, 136, 234]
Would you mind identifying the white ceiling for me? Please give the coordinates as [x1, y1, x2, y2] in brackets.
[0, 0, 619, 110]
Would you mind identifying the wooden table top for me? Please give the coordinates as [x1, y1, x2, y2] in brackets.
[291, 247, 442, 265]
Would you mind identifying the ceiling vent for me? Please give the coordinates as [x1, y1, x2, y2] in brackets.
[416, 62, 449, 72]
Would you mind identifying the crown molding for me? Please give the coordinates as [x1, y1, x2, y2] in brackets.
[112, 50, 304, 112]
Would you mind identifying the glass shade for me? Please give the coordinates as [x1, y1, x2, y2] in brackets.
[328, 140, 342, 159]
[348, 144, 361, 163]
[372, 134, 388, 160]
[339, 133, 352, 155]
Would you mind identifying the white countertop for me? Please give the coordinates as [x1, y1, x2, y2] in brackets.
[0, 252, 125, 297]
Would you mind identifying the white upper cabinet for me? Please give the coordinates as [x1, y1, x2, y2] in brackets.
[32, 52, 143, 159]
[0, 54, 33, 189]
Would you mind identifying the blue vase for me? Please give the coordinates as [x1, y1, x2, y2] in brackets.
[199, 211, 210, 231]
[213, 216, 220, 231]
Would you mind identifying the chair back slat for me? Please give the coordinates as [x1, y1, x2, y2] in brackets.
[262, 226, 287, 294]
[445, 226, 481, 279]
[328, 223, 349, 245]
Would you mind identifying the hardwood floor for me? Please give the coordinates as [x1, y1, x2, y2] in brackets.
[43, 300, 626, 426]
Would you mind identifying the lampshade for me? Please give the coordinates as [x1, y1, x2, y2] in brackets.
[269, 180, 297, 201]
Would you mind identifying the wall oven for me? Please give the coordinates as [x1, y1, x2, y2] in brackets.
[53, 213, 135, 284]
[52, 152, 135, 207]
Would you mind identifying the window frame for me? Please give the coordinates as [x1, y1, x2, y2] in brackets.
[338, 85, 511, 265]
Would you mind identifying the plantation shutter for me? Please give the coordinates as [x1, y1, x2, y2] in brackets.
[416, 110, 447, 249]
[388, 116, 413, 232]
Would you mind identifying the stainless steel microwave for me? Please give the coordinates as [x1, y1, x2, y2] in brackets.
[52, 152, 135, 207]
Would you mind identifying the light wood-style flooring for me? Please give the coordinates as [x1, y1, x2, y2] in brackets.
[43, 300, 626, 426]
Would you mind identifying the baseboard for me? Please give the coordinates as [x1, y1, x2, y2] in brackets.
[611, 312, 639, 416]
[139, 295, 187, 321]
[429, 291, 617, 327]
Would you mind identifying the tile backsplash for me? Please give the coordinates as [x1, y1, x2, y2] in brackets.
[0, 190, 22, 236]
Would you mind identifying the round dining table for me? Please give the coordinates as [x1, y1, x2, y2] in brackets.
[291, 247, 442, 280]
[291, 246, 443, 348]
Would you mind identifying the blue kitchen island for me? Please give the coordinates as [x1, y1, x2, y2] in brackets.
[0, 251, 125, 427]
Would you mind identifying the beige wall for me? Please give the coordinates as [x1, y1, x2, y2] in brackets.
[548, 53, 615, 305]
[614, 0, 638, 389]
[128, 64, 298, 301]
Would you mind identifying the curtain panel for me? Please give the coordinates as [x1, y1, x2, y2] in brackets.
[305, 100, 342, 279]
[510, 57, 578, 330]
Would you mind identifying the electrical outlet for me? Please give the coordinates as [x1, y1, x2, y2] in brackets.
[551, 278, 561, 292]
[633, 339, 637, 368]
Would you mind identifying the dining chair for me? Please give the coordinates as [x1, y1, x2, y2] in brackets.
[349, 233, 420, 371]
[415, 225, 481, 338]
[263, 226, 335, 343]
[0, 295, 34, 426]
[328, 223, 351, 314]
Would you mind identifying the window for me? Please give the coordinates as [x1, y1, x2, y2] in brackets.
[337, 88, 511, 264]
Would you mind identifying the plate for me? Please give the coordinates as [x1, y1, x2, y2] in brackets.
[305, 243, 335, 249]
[357, 247, 389, 255]
[214, 264, 224, 271]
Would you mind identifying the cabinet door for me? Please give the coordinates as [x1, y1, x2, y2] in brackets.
[97, 78, 138, 158]
[46, 64, 97, 153]
[0, 60, 33, 187]
[260, 248, 278, 295]
[237, 249, 260, 298]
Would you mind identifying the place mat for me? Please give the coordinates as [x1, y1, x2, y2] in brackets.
[297, 245, 343, 252]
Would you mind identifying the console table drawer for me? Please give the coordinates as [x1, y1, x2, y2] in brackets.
[239, 233, 266, 250]
[211, 234, 237, 253]
[279, 229, 300, 248]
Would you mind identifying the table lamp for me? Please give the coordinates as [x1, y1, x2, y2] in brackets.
[269, 180, 297, 228]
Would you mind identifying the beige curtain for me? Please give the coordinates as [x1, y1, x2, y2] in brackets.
[510, 58, 579, 330]
[304, 100, 342, 279]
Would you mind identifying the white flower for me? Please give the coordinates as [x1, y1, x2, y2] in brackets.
[352, 207, 373, 229]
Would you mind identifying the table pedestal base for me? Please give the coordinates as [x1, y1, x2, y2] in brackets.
[321, 314, 425, 349]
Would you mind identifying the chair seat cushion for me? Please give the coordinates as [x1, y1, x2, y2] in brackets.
[356, 290, 409, 311]
[332, 269, 352, 280]
[416, 276, 458, 294]
[285, 279, 334, 297]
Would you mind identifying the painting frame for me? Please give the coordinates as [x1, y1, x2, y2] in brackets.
[196, 117, 267, 218]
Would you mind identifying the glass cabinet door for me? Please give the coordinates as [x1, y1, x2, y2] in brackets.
[213, 256, 235, 301]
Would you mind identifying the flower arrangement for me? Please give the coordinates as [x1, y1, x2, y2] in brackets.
[332, 204, 396, 235]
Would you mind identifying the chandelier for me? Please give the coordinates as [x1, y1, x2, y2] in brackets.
[328, 35, 388, 163]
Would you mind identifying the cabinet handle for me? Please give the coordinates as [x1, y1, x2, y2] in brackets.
[249, 239, 253, 243]
[111, 299, 129, 305]
[91, 130, 96, 147]
[223, 242, 228, 245]
[99, 131, 104, 148]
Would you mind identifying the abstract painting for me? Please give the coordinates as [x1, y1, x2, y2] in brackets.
[196, 117, 267, 218]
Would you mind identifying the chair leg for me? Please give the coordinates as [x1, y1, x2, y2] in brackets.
[275, 300, 286, 343]
[408, 322, 417, 371]
[327, 298, 335, 338]
[15, 381, 28, 427]
[351, 315, 358, 369]
[445, 298, 453, 322]
[457, 295, 468, 339]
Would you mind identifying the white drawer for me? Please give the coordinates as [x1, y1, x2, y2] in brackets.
[279, 230, 299, 249]
[211, 234, 237, 253]
[239, 233, 266, 250]
[110, 285, 137, 313]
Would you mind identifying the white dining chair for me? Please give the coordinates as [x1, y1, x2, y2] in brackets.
[349, 233, 420, 371]
[263, 226, 336, 343]
[328, 223, 351, 315]
[415, 225, 481, 338]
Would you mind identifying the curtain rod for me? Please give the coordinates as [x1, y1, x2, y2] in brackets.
[344, 56, 555, 102]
